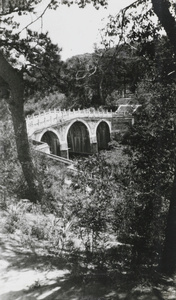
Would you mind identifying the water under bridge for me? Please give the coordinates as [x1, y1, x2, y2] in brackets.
[26, 106, 136, 159]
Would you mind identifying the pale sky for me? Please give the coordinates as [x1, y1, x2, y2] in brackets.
[19, 0, 135, 60]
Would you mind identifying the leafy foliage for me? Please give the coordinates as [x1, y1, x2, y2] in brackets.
[1, 25, 64, 96]
[102, 0, 161, 48]
[62, 45, 146, 108]
[119, 82, 176, 265]
[24, 91, 67, 115]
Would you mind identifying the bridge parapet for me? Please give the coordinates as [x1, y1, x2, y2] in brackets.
[26, 108, 113, 136]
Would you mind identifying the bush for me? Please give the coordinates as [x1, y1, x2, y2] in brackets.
[4, 205, 21, 233]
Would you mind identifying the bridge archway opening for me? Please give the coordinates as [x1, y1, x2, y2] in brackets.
[67, 121, 91, 158]
[41, 131, 60, 156]
[96, 121, 110, 151]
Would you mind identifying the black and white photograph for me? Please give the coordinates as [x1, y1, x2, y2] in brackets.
[0, 0, 176, 299]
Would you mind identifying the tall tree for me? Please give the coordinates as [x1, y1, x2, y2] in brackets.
[0, 53, 43, 202]
[151, 1, 176, 274]
[0, 1, 63, 202]
[0, 0, 109, 202]
[104, 0, 176, 275]
[138, 0, 176, 276]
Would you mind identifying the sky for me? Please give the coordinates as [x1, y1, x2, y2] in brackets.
[19, 0, 135, 60]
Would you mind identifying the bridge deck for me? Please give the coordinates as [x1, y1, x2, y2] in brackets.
[26, 109, 113, 135]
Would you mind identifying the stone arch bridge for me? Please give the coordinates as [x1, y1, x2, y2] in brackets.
[26, 107, 135, 159]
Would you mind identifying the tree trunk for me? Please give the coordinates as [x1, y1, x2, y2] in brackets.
[0, 51, 43, 203]
[160, 162, 176, 275]
[152, 0, 176, 53]
[151, 0, 176, 275]
[9, 101, 44, 202]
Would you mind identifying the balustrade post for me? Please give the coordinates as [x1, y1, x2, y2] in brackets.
[61, 110, 64, 122]
[32, 114, 35, 127]
[68, 109, 71, 119]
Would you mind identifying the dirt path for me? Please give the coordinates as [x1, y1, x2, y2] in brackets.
[0, 213, 176, 300]
[0, 232, 70, 300]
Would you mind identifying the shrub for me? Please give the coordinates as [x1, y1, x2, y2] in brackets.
[4, 205, 21, 233]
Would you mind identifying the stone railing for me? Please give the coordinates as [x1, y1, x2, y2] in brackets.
[114, 104, 141, 116]
[26, 108, 113, 136]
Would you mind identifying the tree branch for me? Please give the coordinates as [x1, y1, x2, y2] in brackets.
[19, 0, 53, 33]
[76, 66, 97, 80]
[152, 0, 176, 54]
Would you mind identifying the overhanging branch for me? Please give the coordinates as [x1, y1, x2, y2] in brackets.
[152, 0, 176, 54]
[76, 66, 97, 80]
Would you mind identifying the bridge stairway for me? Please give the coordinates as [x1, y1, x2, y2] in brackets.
[36, 150, 76, 171]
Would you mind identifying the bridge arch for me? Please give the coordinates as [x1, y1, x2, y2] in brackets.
[39, 128, 61, 156]
[96, 120, 110, 151]
[67, 120, 91, 157]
